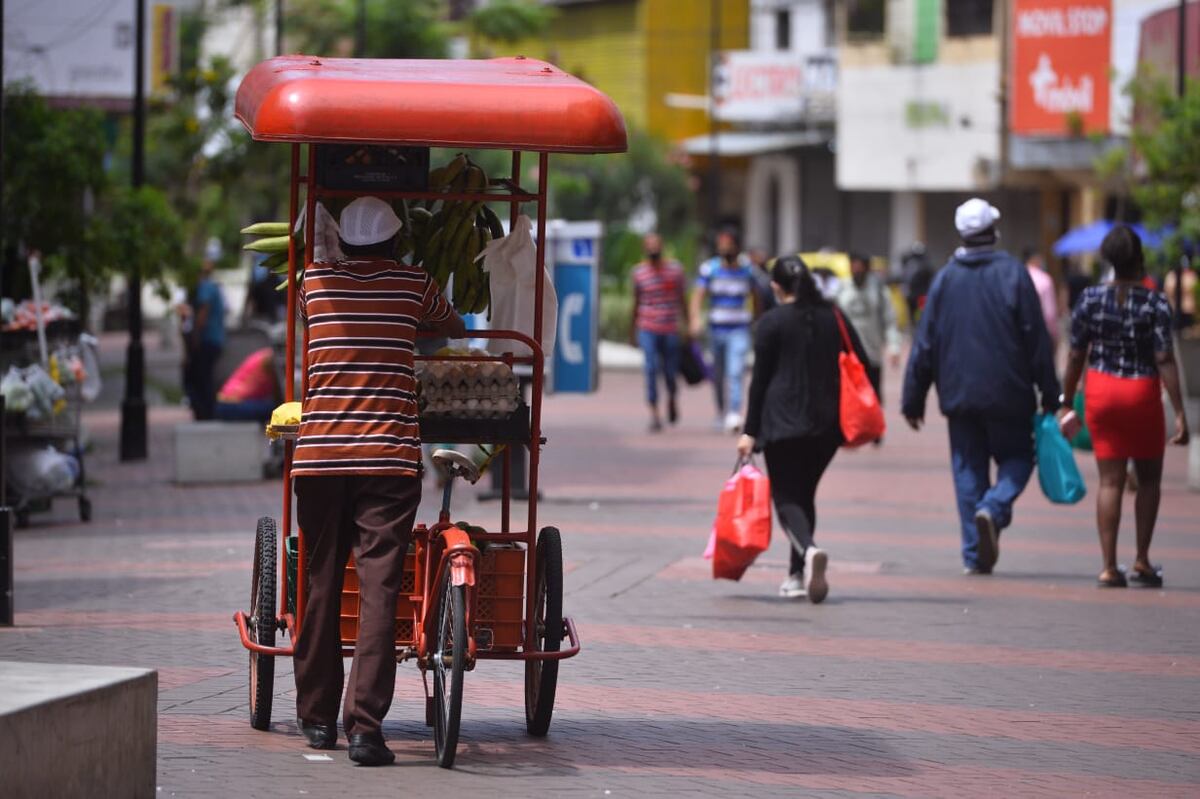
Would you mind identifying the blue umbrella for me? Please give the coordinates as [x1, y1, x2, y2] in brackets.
[1052, 220, 1161, 256]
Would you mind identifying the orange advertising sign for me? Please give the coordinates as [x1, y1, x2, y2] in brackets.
[1011, 0, 1112, 136]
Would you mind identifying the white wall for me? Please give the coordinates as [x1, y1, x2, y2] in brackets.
[744, 155, 802, 255]
[837, 61, 1001, 191]
[750, 0, 831, 54]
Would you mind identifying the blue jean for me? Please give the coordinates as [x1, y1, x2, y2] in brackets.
[947, 414, 1035, 568]
[216, 398, 276, 424]
[638, 329, 681, 406]
[709, 326, 751, 415]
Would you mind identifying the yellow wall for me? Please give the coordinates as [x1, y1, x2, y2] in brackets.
[477, 0, 748, 144]
[644, 0, 749, 143]
[479, 1, 647, 129]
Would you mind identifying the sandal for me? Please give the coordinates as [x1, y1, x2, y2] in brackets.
[1097, 568, 1127, 588]
[1129, 565, 1164, 588]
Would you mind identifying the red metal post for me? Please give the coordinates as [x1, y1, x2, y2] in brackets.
[523, 151, 549, 652]
[280, 143, 300, 617]
[295, 144, 318, 636]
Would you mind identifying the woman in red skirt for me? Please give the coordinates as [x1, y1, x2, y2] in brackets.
[1060, 226, 1190, 587]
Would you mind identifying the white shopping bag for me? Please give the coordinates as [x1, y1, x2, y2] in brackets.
[477, 214, 557, 360]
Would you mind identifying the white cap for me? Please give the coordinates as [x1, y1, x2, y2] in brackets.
[339, 197, 402, 246]
[955, 198, 1000, 238]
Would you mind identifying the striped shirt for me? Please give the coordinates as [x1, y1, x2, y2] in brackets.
[293, 258, 452, 477]
[632, 260, 685, 334]
[696, 256, 755, 329]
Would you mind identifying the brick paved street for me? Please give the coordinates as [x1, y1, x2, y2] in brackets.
[3, 335, 1200, 797]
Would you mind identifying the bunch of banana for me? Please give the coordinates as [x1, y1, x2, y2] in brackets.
[241, 221, 297, 290]
[416, 153, 507, 315]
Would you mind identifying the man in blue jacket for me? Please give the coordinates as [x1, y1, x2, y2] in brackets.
[901, 199, 1060, 574]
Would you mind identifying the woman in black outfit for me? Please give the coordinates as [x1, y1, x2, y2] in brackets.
[737, 256, 870, 603]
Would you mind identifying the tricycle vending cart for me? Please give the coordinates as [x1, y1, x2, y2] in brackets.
[230, 56, 626, 768]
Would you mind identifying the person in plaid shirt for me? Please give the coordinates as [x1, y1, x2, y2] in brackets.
[1059, 225, 1190, 589]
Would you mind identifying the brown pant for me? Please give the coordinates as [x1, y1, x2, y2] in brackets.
[293, 474, 421, 735]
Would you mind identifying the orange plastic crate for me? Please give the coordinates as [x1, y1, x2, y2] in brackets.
[472, 547, 525, 651]
[339, 553, 418, 646]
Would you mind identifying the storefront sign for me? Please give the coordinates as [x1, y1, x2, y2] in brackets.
[1011, 0, 1112, 135]
[713, 51, 836, 124]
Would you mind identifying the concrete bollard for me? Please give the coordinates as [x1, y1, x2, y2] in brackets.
[0, 662, 157, 798]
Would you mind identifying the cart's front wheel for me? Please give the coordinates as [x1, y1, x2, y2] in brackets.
[249, 517, 277, 731]
[525, 526, 563, 737]
[431, 575, 466, 768]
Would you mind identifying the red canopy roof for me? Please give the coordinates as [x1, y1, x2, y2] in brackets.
[235, 56, 627, 153]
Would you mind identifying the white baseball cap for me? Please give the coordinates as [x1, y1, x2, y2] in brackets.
[955, 198, 1000, 238]
[339, 197, 403, 246]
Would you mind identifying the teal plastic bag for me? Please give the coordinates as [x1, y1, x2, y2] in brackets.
[1070, 390, 1092, 451]
[1035, 413, 1087, 504]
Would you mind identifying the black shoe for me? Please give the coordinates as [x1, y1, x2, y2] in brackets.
[667, 397, 679, 425]
[973, 509, 999, 572]
[348, 732, 395, 766]
[299, 719, 337, 750]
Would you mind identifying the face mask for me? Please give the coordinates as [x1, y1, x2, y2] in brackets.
[723, 252, 738, 264]
[647, 250, 662, 261]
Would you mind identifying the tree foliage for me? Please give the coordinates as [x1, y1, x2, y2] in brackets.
[467, 0, 556, 44]
[1101, 76, 1200, 267]
[1, 85, 111, 301]
[282, 0, 449, 58]
[549, 128, 698, 281]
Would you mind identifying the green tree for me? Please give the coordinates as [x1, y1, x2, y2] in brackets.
[282, 0, 449, 58]
[94, 186, 188, 293]
[549, 128, 698, 281]
[1100, 76, 1200, 269]
[467, 0, 556, 46]
[1, 85, 111, 309]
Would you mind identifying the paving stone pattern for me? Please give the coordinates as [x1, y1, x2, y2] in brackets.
[3, 335, 1199, 797]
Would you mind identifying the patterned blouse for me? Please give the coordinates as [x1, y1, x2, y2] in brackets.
[1069, 284, 1173, 379]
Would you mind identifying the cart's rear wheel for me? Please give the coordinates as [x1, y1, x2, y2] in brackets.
[431, 575, 466, 768]
[525, 526, 563, 737]
[249, 517, 277, 731]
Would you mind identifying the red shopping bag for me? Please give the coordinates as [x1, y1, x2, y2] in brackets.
[711, 461, 772, 581]
[835, 310, 886, 448]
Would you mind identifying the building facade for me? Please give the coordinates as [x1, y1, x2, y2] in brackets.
[836, 0, 1192, 271]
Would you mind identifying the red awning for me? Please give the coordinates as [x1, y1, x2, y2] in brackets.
[235, 56, 627, 153]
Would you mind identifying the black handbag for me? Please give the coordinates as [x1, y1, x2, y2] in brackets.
[679, 340, 709, 386]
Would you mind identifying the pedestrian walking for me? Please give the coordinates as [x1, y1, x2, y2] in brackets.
[737, 256, 871, 603]
[900, 242, 934, 323]
[630, 233, 689, 432]
[187, 260, 226, 420]
[836, 253, 901, 411]
[1059, 225, 1190, 588]
[1023, 248, 1060, 350]
[1163, 261, 1197, 327]
[747, 245, 777, 314]
[901, 198, 1061, 575]
[291, 196, 465, 766]
[690, 230, 759, 433]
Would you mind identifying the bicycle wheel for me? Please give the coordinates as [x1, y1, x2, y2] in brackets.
[525, 527, 563, 737]
[431, 575, 466, 768]
[249, 517, 277, 731]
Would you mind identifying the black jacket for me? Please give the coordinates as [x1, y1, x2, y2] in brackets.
[743, 302, 870, 446]
[901, 247, 1060, 420]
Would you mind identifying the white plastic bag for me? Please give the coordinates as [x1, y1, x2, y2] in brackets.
[294, 202, 344, 263]
[6, 444, 77, 497]
[78, 333, 102, 403]
[477, 214, 557, 360]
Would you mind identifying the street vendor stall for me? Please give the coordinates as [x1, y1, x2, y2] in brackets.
[231, 55, 625, 768]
